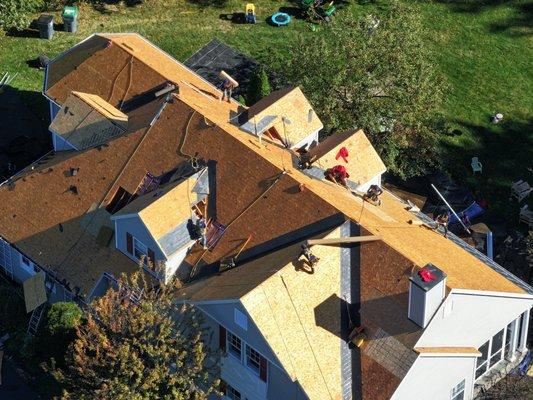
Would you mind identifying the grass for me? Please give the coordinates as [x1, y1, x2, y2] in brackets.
[0, 0, 531, 214]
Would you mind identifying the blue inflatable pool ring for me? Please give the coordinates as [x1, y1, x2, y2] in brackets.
[271, 12, 291, 27]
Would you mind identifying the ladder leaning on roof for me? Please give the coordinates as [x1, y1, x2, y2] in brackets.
[27, 303, 46, 336]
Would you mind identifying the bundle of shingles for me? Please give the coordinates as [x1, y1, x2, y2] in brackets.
[0, 72, 18, 93]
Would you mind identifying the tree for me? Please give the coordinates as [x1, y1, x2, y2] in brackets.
[247, 67, 271, 105]
[38, 302, 82, 366]
[0, 0, 43, 31]
[50, 273, 219, 400]
[277, 2, 446, 178]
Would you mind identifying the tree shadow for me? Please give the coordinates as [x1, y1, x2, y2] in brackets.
[489, 1, 533, 37]
[440, 117, 533, 216]
[91, 0, 144, 13]
[189, 0, 227, 8]
[432, 0, 533, 37]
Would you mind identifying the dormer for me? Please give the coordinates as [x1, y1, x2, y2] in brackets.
[49, 91, 128, 151]
[305, 129, 386, 191]
[110, 168, 209, 281]
[237, 87, 322, 149]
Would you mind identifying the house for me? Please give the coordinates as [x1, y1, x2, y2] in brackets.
[0, 33, 531, 400]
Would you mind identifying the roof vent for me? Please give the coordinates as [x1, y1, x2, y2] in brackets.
[69, 185, 78, 195]
[408, 263, 447, 328]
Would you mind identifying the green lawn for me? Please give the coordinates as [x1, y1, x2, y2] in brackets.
[0, 0, 531, 213]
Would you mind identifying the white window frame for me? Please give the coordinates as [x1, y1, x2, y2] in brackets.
[245, 344, 261, 376]
[133, 237, 148, 265]
[225, 383, 242, 400]
[451, 379, 465, 400]
[224, 328, 267, 382]
[227, 331, 242, 361]
[476, 327, 508, 380]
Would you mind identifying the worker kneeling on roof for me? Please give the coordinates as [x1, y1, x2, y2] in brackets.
[325, 165, 349, 187]
[363, 184, 383, 206]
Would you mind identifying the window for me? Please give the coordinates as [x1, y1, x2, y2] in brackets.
[451, 379, 465, 400]
[246, 345, 261, 374]
[475, 341, 489, 379]
[489, 329, 504, 367]
[227, 331, 242, 359]
[225, 384, 241, 400]
[234, 308, 248, 331]
[22, 256, 30, 266]
[133, 238, 148, 265]
[504, 322, 513, 359]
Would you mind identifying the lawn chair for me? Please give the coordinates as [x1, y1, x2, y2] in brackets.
[471, 157, 482, 174]
[511, 180, 532, 202]
[519, 205, 533, 228]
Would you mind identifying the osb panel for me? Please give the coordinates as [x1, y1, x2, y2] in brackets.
[73, 91, 128, 122]
[247, 87, 323, 146]
[139, 176, 196, 239]
[242, 227, 343, 400]
[312, 130, 387, 187]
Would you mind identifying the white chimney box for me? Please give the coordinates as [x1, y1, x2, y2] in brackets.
[408, 264, 447, 328]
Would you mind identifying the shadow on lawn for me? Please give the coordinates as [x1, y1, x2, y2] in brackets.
[435, 0, 532, 36]
[440, 117, 533, 213]
[189, 0, 228, 8]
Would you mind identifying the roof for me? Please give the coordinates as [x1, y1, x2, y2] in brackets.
[112, 170, 208, 256]
[49, 92, 127, 149]
[179, 229, 344, 399]
[237, 87, 323, 147]
[308, 129, 387, 187]
[6, 32, 530, 400]
[184, 38, 277, 99]
[113, 173, 197, 237]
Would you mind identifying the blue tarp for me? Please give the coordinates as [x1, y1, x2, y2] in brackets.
[449, 201, 485, 225]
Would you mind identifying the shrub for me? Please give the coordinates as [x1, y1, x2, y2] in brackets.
[0, 0, 43, 31]
[45, 302, 82, 336]
[247, 67, 271, 105]
[6, 331, 35, 361]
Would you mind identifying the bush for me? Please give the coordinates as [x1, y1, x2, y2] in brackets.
[6, 331, 36, 361]
[39, 302, 82, 366]
[0, 0, 43, 31]
[247, 67, 271, 105]
[45, 302, 82, 336]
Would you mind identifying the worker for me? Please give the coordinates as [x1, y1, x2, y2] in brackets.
[298, 149, 313, 169]
[363, 184, 383, 206]
[301, 243, 319, 267]
[220, 78, 237, 102]
[434, 213, 450, 238]
[325, 165, 350, 187]
[195, 216, 208, 249]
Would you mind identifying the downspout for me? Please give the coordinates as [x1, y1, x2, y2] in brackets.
[486, 231, 493, 260]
